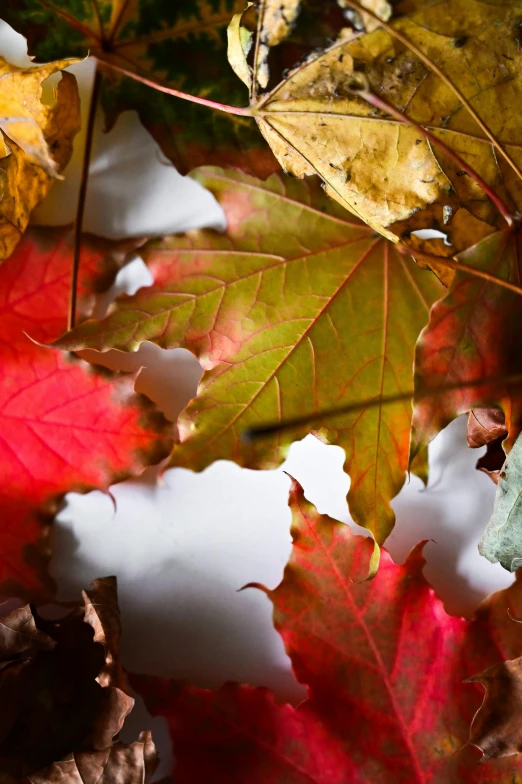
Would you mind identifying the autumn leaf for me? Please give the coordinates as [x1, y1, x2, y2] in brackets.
[0, 577, 158, 781]
[466, 408, 507, 484]
[27, 732, 158, 784]
[412, 227, 522, 464]
[0, 227, 172, 600]
[5, 0, 279, 177]
[53, 167, 443, 553]
[131, 480, 522, 782]
[468, 650, 522, 761]
[0, 56, 80, 260]
[228, 0, 522, 250]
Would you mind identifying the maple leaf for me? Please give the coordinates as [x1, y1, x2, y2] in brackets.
[53, 167, 443, 554]
[0, 577, 159, 781]
[227, 0, 522, 250]
[412, 227, 522, 463]
[0, 226, 172, 600]
[0, 56, 80, 260]
[467, 408, 507, 484]
[5, 0, 278, 178]
[27, 731, 158, 784]
[131, 480, 522, 783]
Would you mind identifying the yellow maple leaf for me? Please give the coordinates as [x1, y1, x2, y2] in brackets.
[0, 57, 80, 260]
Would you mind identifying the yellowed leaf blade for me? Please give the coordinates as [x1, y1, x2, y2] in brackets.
[251, 0, 522, 251]
[0, 57, 80, 260]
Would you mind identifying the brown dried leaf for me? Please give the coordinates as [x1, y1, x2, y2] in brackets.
[467, 409, 508, 449]
[28, 731, 158, 784]
[255, 0, 302, 89]
[81, 578, 134, 750]
[0, 578, 143, 779]
[469, 655, 522, 760]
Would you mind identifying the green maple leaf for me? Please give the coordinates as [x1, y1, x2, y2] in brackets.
[54, 167, 443, 554]
[4, 0, 275, 176]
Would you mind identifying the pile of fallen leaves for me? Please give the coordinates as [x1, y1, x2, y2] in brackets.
[3, 0, 522, 779]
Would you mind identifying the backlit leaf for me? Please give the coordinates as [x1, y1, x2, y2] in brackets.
[131, 481, 522, 782]
[54, 167, 443, 549]
[412, 228, 522, 456]
[5, 0, 277, 177]
[0, 227, 172, 600]
[0, 56, 80, 260]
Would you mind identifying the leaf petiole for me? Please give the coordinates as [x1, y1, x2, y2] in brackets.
[93, 56, 253, 117]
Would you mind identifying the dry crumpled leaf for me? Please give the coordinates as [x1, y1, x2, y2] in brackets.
[255, 0, 302, 89]
[467, 408, 508, 484]
[467, 409, 508, 450]
[234, 0, 522, 250]
[0, 578, 157, 781]
[27, 731, 158, 784]
[469, 655, 522, 761]
[0, 56, 80, 260]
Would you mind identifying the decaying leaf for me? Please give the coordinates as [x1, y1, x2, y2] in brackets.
[467, 409, 508, 450]
[131, 480, 522, 782]
[0, 56, 80, 260]
[230, 0, 522, 250]
[469, 651, 522, 762]
[467, 408, 508, 484]
[53, 167, 443, 552]
[28, 732, 158, 784]
[413, 227, 522, 459]
[6, 0, 278, 178]
[0, 578, 158, 781]
[255, 0, 302, 89]
[0, 227, 172, 600]
[478, 433, 522, 572]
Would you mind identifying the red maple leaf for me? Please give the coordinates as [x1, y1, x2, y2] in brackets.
[132, 481, 522, 783]
[0, 227, 171, 600]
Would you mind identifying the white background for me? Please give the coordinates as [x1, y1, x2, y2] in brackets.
[0, 21, 514, 777]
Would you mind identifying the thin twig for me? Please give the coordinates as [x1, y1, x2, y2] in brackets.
[68, 67, 101, 331]
[244, 372, 522, 440]
[341, 0, 522, 185]
[93, 55, 253, 116]
[397, 245, 522, 297]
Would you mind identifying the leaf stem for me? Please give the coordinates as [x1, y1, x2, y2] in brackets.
[356, 84, 514, 226]
[244, 372, 522, 440]
[68, 67, 101, 331]
[341, 0, 522, 185]
[93, 56, 253, 117]
[398, 245, 522, 296]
